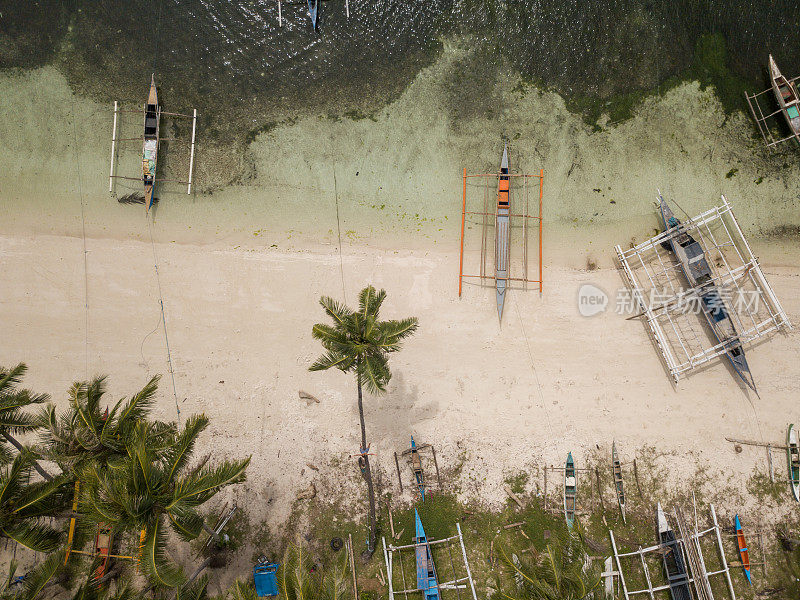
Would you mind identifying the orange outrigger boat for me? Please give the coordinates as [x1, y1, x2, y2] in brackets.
[734, 514, 751, 585]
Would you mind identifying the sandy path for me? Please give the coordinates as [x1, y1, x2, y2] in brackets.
[2, 233, 798, 532]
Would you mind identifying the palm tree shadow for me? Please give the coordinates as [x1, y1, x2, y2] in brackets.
[362, 371, 439, 451]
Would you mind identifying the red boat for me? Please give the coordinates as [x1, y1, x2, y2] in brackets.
[92, 524, 114, 583]
[734, 514, 751, 585]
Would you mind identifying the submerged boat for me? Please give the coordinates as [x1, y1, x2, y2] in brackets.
[734, 514, 752, 585]
[612, 442, 626, 523]
[788, 424, 800, 501]
[495, 145, 510, 322]
[307, 0, 318, 29]
[564, 452, 576, 529]
[414, 510, 440, 600]
[142, 74, 160, 212]
[658, 196, 757, 393]
[769, 55, 800, 138]
[656, 504, 691, 600]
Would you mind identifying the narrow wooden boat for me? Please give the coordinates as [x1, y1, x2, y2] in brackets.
[658, 196, 757, 393]
[142, 74, 160, 212]
[612, 441, 626, 523]
[92, 524, 113, 583]
[495, 144, 510, 322]
[656, 504, 691, 600]
[307, 0, 318, 29]
[734, 514, 752, 585]
[769, 55, 800, 137]
[410, 436, 426, 501]
[564, 452, 576, 529]
[414, 510, 441, 600]
[788, 424, 800, 501]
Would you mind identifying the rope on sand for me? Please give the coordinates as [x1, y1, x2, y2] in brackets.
[147, 215, 181, 424]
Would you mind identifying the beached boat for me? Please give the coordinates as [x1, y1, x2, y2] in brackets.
[414, 510, 441, 600]
[564, 452, 576, 529]
[656, 504, 691, 600]
[92, 524, 113, 583]
[658, 196, 757, 393]
[769, 55, 800, 138]
[612, 442, 626, 523]
[142, 74, 160, 212]
[307, 0, 318, 29]
[788, 424, 800, 501]
[410, 436, 426, 501]
[495, 145, 510, 322]
[734, 514, 751, 584]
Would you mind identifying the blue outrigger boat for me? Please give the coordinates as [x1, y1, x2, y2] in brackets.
[658, 196, 757, 394]
[414, 510, 441, 600]
[495, 145, 510, 322]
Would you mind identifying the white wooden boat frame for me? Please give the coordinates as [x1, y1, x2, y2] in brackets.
[109, 92, 197, 197]
[382, 523, 477, 600]
[608, 504, 736, 600]
[615, 195, 791, 385]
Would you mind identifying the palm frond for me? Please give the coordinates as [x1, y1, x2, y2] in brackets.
[358, 286, 386, 320]
[12, 476, 68, 517]
[309, 351, 355, 373]
[319, 297, 352, 327]
[168, 457, 250, 508]
[379, 317, 420, 347]
[176, 574, 209, 600]
[16, 549, 64, 600]
[114, 375, 160, 431]
[1, 521, 61, 553]
[167, 509, 204, 542]
[164, 414, 209, 481]
[0, 409, 41, 434]
[140, 516, 182, 588]
[227, 580, 258, 600]
[358, 353, 390, 394]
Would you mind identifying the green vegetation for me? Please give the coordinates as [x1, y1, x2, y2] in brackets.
[0, 363, 250, 599]
[310, 286, 419, 556]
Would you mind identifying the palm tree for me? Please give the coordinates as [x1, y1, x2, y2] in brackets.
[79, 414, 250, 588]
[498, 535, 601, 600]
[0, 451, 67, 552]
[0, 364, 51, 480]
[36, 375, 175, 477]
[310, 286, 419, 556]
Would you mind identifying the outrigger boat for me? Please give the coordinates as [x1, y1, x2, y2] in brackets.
[92, 524, 114, 583]
[142, 75, 160, 212]
[769, 55, 800, 138]
[564, 452, 576, 529]
[658, 196, 758, 394]
[495, 144, 510, 322]
[788, 424, 800, 501]
[409, 437, 426, 501]
[656, 504, 691, 600]
[734, 514, 752, 585]
[414, 510, 441, 600]
[612, 442, 626, 523]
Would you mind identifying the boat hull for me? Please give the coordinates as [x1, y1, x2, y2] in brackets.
[564, 452, 576, 528]
[769, 55, 800, 136]
[414, 510, 440, 600]
[612, 442, 626, 523]
[656, 504, 691, 600]
[734, 514, 752, 585]
[788, 424, 800, 501]
[142, 75, 160, 212]
[495, 145, 510, 322]
[658, 197, 756, 392]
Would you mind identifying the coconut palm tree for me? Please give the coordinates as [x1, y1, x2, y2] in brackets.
[36, 375, 175, 477]
[498, 535, 601, 600]
[79, 414, 250, 587]
[0, 451, 67, 552]
[0, 364, 51, 480]
[310, 286, 418, 556]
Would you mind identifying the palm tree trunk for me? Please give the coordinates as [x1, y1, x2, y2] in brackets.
[357, 376, 377, 558]
[0, 431, 53, 481]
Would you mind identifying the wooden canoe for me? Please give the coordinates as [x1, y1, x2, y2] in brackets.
[612, 441, 626, 523]
[734, 514, 752, 585]
[414, 510, 440, 600]
[564, 452, 576, 529]
[788, 424, 800, 501]
[495, 144, 510, 322]
[657, 504, 691, 600]
[142, 74, 160, 212]
[769, 55, 800, 137]
[92, 524, 113, 583]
